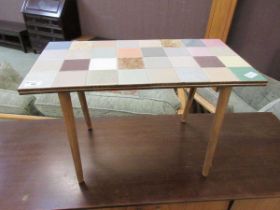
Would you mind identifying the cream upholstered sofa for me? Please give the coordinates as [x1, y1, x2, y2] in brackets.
[0, 62, 181, 120]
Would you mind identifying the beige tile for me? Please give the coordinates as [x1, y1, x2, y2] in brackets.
[161, 39, 183, 48]
[31, 59, 64, 72]
[52, 71, 88, 87]
[202, 68, 239, 82]
[218, 56, 251, 67]
[92, 41, 116, 48]
[69, 41, 94, 50]
[169, 57, 200, 67]
[139, 40, 162, 47]
[118, 58, 144, 69]
[65, 49, 94, 59]
[146, 69, 179, 83]
[87, 70, 118, 85]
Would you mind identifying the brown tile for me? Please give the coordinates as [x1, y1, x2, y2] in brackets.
[60, 59, 90, 71]
[161, 39, 182, 48]
[118, 58, 144, 69]
[194, 56, 225, 68]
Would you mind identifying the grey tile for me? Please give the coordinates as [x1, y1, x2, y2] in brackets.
[143, 57, 172, 69]
[142, 48, 166, 57]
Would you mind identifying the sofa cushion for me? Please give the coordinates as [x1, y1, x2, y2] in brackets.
[196, 88, 256, 112]
[0, 62, 22, 90]
[233, 75, 280, 110]
[258, 98, 280, 119]
[0, 89, 36, 115]
[34, 89, 180, 118]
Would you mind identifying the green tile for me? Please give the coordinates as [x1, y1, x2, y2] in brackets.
[229, 67, 267, 81]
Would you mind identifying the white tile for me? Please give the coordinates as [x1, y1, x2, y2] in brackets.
[89, 58, 117, 70]
[19, 71, 57, 89]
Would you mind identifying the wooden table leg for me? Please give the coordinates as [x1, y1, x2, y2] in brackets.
[78, 91, 93, 131]
[181, 87, 197, 123]
[58, 92, 84, 183]
[202, 87, 232, 177]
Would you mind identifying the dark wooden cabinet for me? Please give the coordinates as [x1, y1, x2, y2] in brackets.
[21, 0, 81, 53]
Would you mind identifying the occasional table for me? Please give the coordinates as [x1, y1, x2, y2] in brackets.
[18, 39, 267, 183]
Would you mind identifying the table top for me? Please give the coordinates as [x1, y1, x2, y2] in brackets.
[1, 113, 280, 209]
[18, 39, 267, 94]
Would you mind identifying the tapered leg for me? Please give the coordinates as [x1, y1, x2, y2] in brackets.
[78, 91, 93, 130]
[58, 92, 84, 183]
[181, 87, 197, 123]
[202, 87, 232, 177]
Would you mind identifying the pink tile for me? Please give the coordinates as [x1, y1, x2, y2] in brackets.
[118, 48, 142, 58]
[187, 47, 212, 56]
[202, 39, 227, 47]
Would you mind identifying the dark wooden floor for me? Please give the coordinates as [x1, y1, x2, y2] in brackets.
[0, 113, 280, 210]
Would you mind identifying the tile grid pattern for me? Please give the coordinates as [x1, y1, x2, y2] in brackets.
[19, 39, 266, 91]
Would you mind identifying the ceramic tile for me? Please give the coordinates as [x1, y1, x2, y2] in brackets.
[202, 68, 239, 82]
[143, 57, 172, 69]
[18, 39, 266, 92]
[53, 71, 88, 87]
[117, 40, 139, 48]
[45, 41, 71, 50]
[60, 59, 90, 71]
[169, 57, 200, 67]
[164, 48, 190, 57]
[92, 41, 116, 48]
[65, 49, 95, 59]
[146, 68, 179, 83]
[87, 70, 118, 85]
[139, 40, 162, 47]
[70, 41, 94, 50]
[92, 48, 117, 58]
[19, 70, 57, 89]
[141, 48, 166, 57]
[175, 67, 209, 82]
[194, 56, 225, 68]
[39, 49, 68, 60]
[89, 58, 118, 70]
[229, 67, 266, 81]
[31, 59, 64, 72]
[118, 70, 149, 84]
[161, 39, 183, 48]
[209, 47, 237, 56]
[187, 47, 212, 56]
[182, 39, 206, 47]
[118, 58, 144, 69]
[202, 39, 226, 47]
[118, 48, 142, 58]
[218, 56, 251, 67]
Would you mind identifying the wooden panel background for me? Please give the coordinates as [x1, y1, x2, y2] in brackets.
[231, 198, 280, 210]
[95, 201, 229, 210]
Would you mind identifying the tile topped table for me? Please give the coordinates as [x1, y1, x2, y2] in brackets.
[18, 39, 267, 183]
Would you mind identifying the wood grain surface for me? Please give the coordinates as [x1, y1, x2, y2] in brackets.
[0, 113, 279, 210]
